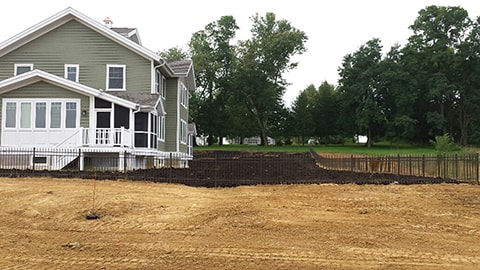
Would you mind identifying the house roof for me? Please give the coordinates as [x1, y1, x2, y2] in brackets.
[0, 7, 160, 63]
[111, 27, 141, 44]
[167, 60, 192, 74]
[112, 92, 165, 114]
[166, 59, 196, 91]
[0, 69, 138, 109]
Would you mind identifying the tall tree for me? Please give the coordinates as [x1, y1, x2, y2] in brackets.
[157, 46, 189, 60]
[291, 84, 316, 145]
[233, 13, 307, 146]
[314, 81, 339, 142]
[338, 38, 386, 147]
[188, 16, 239, 145]
[407, 5, 475, 145]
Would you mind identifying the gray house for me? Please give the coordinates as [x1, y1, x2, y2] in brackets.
[0, 7, 196, 170]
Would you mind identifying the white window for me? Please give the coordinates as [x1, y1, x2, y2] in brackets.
[50, 102, 62, 128]
[20, 102, 31, 128]
[162, 76, 167, 98]
[159, 115, 165, 141]
[64, 64, 79, 82]
[3, 99, 79, 130]
[5, 102, 16, 128]
[180, 82, 188, 107]
[106, 64, 126, 90]
[35, 102, 47, 128]
[180, 120, 187, 144]
[14, 64, 33, 76]
[155, 70, 160, 94]
[65, 102, 77, 128]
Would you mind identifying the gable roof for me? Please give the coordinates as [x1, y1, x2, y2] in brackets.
[0, 7, 160, 63]
[166, 59, 196, 91]
[0, 69, 138, 109]
[111, 27, 141, 44]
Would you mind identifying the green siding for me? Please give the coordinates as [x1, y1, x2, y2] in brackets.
[0, 20, 151, 93]
[164, 78, 178, 152]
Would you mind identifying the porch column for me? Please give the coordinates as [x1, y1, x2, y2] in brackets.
[79, 149, 84, 171]
[119, 151, 125, 172]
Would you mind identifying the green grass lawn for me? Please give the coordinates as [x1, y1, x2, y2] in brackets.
[194, 141, 462, 155]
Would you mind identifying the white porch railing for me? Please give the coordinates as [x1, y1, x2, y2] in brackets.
[82, 127, 133, 147]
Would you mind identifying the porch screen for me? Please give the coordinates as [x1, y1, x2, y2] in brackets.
[134, 112, 148, 147]
[114, 104, 129, 129]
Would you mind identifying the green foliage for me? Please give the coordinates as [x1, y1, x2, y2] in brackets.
[430, 133, 459, 152]
[157, 46, 189, 60]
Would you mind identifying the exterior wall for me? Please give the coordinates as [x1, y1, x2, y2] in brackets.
[164, 78, 178, 152]
[0, 20, 151, 93]
[0, 81, 90, 143]
[178, 78, 189, 154]
[156, 101, 166, 151]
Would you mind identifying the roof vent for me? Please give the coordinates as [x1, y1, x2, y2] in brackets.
[103, 17, 113, 28]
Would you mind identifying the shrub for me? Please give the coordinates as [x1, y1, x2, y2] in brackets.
[430, 133, 459, 153]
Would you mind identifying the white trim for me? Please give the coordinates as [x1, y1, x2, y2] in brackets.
[0, 69, 138, 109]
[158, 115, 165, 142]
[14, 63, 33, 76]
[180, 119, 187, 145]
[106, 64, 126, 91]
[64, 64, 79, 82]
[0, 7, 161, 61]
[162, 75, 167, 99]
[176, 80, 181, 152]
[2, 98, 81, 130]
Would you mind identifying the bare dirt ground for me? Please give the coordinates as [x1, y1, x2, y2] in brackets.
[1, 177, 480, 269]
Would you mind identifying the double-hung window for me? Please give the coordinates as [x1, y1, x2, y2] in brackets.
[155, 70, 160, 94]
[14, 64, 33, 76]
[159, 116, 165, 141]
[180, 120, 187, 144]
[65, 64, 79, 82]
[106, 64, 126, 90]
[162, 76, 167, 98]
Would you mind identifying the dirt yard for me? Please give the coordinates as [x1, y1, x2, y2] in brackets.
[1, 177, 480, 269]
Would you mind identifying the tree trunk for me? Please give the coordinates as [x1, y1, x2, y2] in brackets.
[366, 128, 372, 148]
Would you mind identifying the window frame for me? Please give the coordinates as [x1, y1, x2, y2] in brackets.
[14, 64, 33, 76]
[161, 76, 167, 99]
[155, 69, 161, 94]
[158, 115, 165, 142]
[180, 119, 187, 144]
[106, 64, 126, 91]
[2, 99, 80, 130]
[64, 64, 80, 82]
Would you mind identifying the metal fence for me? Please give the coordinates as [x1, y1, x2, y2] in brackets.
[0, 147, 473, 186]
[309, 148, 479, 183]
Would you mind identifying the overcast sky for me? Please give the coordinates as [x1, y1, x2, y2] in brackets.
[1, 0, 479, 106]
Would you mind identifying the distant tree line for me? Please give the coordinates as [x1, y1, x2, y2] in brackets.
[160, 5, 480, 147]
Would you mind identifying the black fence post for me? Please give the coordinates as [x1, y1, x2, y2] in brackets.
[476, 153, 479, 184]
[397, 154, 400, 176]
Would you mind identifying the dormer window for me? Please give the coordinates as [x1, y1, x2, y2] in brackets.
[65, 64, 79, 82]
[106, 64, 126, 90]
[14, 64, 33, 76]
